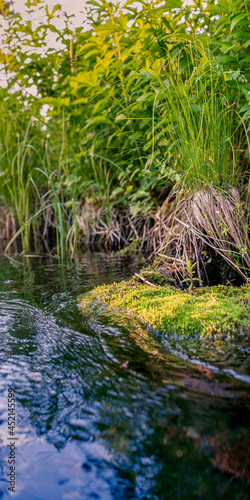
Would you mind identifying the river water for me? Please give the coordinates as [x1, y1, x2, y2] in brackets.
[0, 253, 249, 499]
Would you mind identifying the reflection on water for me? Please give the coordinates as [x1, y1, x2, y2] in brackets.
[0, 252, 249, 499]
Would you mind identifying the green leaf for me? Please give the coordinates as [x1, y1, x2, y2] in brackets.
[72, 98, 89, 105]
[161, 17, 173, 32]
[217, 0, 236, 14]
[239, 103, 250, 113]
[231, 12, 249, 31]
[240, 55, 250, 62]
[242, 110, 250, 120]
[95, 21, 115, 34]
[51, 4, 61, 15]
[214, 55, 238, 63]
[93, 98, 107, 115]
[70, 71, 98, 88]
[164, 0, 182, 9]
[233, 31, 250, 40]
[111, 186, 123, 198]
[86, 116, 112, 127]
[40, 97, 70, 107]
[86, 0, 102, 6]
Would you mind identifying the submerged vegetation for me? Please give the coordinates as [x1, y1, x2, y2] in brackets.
[0, 0, 250, 282]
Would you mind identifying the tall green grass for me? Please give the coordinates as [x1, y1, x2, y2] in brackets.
[0, 103, 78, 257]
[0, 110, 40, 251]
[151, 48, 247, 193]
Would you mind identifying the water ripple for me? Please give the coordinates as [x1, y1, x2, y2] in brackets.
[0, 254, 249, 499]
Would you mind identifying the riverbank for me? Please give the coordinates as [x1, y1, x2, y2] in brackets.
[1, 0, 249, 280]
[84, 277, 250, 337]
[2, 186, 249, 285]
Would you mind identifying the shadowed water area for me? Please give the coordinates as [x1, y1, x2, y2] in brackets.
[0, 253, 249, 500]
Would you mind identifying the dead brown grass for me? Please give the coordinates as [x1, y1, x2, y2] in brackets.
[155, 187, 250, 283]
[0, 206, 18, 252]
[77, 187, 250, 283]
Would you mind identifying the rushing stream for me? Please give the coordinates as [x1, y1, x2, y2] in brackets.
[0, 253, 249, 500]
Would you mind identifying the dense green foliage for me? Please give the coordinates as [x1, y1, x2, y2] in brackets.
[0, 0, 250, 255]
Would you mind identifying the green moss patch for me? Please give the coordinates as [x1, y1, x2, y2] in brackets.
[84, 279, 250, 337]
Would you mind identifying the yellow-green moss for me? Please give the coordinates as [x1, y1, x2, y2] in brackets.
[83, 279, 250, 337]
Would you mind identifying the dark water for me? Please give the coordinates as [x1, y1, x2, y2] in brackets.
[0, 253, 249, 500]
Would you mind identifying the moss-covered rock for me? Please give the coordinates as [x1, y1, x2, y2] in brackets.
[82, 279, 250, 337]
